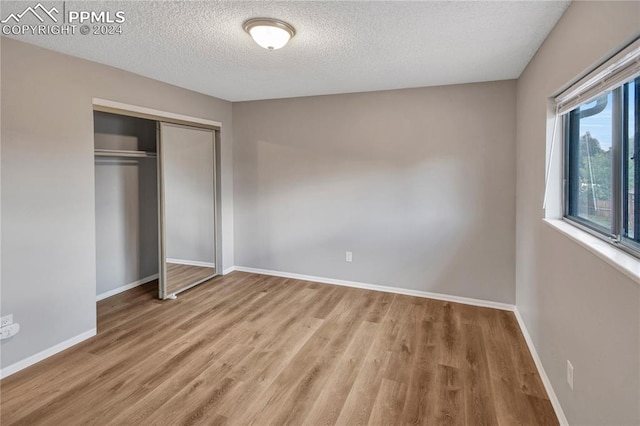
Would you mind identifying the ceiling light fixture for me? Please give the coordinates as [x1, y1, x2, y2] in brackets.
[243, 18, 295, 51]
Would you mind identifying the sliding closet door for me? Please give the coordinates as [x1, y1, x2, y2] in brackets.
[158, 123, 217, 299]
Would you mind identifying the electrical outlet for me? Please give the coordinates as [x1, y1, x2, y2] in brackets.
[346, 251, 353, 262]
[0, 314, 13, 327]
[0, 323, 20, 340]
[567, 360, 574, 390]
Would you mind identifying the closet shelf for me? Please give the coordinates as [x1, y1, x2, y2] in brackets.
[94, 149, 157, 158]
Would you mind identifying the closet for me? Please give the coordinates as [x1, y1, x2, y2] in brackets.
[94, 109, 218, 301]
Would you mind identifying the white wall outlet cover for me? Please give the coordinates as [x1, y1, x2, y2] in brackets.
[0, 323, 20, 339]
[346, 251, 353, 262]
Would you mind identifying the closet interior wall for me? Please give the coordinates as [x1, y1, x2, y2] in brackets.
[94, 111, 158, 299]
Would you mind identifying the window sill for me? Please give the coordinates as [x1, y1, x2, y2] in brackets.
[543, 218, 640, 286]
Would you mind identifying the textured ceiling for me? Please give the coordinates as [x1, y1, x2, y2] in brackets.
[2, 1, 570, 101]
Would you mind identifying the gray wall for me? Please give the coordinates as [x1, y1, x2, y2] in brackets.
[0, 38, 233, 370]
[515, 1, 640, 424]
[94, 112, 158, 296]
[162, 124, 215, 265]
[233, 80, 517, 303]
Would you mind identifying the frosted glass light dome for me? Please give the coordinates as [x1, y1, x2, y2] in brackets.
[244, 18, 296, 51]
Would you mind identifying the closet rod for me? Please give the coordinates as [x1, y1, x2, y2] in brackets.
[94, 149, 157, 158]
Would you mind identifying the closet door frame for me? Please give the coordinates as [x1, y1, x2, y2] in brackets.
[91, 99, 222, 302]
[157, 122, 220, 300]
[157, 123, 168, 299]
[93, 99, 221, 132]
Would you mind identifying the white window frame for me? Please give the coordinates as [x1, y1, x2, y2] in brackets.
[545, 37, 640, 260]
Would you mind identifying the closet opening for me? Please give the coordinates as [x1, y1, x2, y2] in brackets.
[94, 111, 159, 304]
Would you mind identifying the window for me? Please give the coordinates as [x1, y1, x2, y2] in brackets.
[564, 76, 640, 253]
[555, 39, 640, 255]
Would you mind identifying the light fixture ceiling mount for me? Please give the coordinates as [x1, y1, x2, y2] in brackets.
[243, 18, 296, 51]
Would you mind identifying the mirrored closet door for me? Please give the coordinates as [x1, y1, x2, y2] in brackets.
[158, 123, 217, 299]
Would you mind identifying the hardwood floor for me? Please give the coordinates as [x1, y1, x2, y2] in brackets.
[0, 272, 558, 425]
[166, 262, 216, 295]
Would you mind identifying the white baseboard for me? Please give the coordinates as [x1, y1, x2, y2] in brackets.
[232, 266, 514, 311]
[96, 274, 158, 301]
[0, 328, 96, 379]
[166, 259, 215, 268]
[222, 266, 236, 275]
[513, 308, 568, 426]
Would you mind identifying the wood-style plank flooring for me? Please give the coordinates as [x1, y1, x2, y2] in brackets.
[166, 263, 216, 295]
[0, 272, 558, 425]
